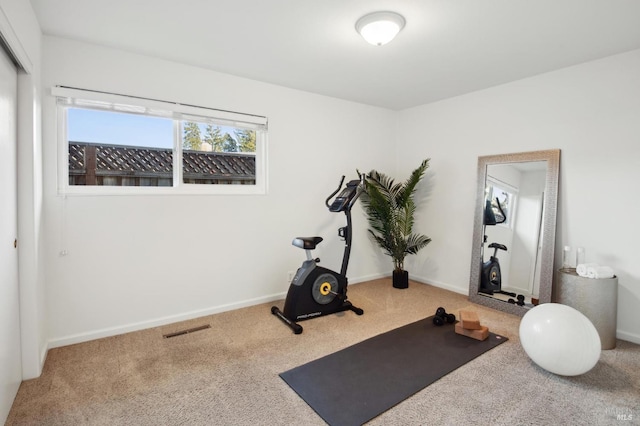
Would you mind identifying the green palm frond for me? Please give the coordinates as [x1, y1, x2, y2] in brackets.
[398, 159, 429, 207]
[406, 234, 432, 255]
[360, 159, 432, 272]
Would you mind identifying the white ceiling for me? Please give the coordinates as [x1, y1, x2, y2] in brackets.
[29, 0, 640, 110]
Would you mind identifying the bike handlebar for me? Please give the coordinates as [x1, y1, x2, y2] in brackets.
[325, 176, 346, 208]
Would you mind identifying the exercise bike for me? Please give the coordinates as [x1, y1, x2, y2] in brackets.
[479, 198, 516, 298]
[271, 175, 365, 334]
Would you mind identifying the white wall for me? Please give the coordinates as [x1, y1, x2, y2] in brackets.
[38, 36, 640, 348]
[41, 36, 396, 346]
[509, 169, 546, 295]
[397, 49, 640, 343]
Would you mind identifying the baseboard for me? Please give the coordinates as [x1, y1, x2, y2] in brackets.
[47, 291, 287, 349]
[616, 330, 640, 345]
[46, 274, 387, 349]
[45, 274, 640, 349]
[351, 272, 469, 296]
[409, 274, 469, 296]
[349, 272, 387, 284]
[40, 343, 48, 371]
[411, 275, 640, 346]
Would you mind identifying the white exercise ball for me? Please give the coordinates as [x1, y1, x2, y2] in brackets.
[519, 303, 600, 376]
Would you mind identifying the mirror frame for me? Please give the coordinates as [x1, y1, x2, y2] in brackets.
[468, 149, 560, 316]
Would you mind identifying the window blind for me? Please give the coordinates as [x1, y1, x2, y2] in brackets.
[51, 86, 268, 131]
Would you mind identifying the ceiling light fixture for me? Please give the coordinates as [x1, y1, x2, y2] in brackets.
[355, 11, 406, 46]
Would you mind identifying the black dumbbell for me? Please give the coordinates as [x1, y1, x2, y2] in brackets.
[508, 294, 526, 306]
[433, 306, 456, 326]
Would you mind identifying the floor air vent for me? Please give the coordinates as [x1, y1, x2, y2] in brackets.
[163, 324, 211, 338]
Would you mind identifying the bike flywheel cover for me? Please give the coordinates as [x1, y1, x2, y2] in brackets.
[312, 273, 339, 305]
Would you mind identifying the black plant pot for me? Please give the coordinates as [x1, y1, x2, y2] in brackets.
[392, 270, 409, 289]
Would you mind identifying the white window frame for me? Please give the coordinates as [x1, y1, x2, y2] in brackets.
[485, 176, 518, 229]
[53, 86, 268, 196]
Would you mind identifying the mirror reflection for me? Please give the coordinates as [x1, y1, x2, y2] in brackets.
[480, 162, 547, 307]
[468, 150, 560, 317]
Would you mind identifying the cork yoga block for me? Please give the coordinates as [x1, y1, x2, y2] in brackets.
[459, 310, 481, 330]
[455, 323, 489, 341]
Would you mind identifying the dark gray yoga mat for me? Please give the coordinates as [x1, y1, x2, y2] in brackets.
[279, 316, 508, 426]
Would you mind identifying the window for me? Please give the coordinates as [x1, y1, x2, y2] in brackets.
[485, 178, 516, 227]
[55, 87, 268, 195]
[180, 120, 257, 186]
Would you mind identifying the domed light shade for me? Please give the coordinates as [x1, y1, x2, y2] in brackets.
[355, 11, 405, 46]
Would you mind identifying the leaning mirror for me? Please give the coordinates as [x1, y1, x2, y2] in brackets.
[468, 149, 560, 316]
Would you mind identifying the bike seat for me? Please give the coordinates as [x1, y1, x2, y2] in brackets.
[488, 242, 507, 251]
[292, 237, 323, 250]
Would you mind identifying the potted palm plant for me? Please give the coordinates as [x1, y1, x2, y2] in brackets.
[360, 159, 432, 289]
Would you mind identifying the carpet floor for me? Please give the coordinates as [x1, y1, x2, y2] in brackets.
[7, 279, 640, 425]
[280, 316, 507, 425]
